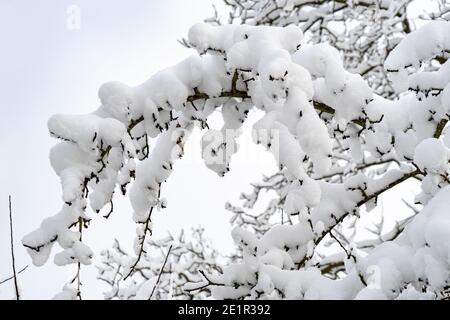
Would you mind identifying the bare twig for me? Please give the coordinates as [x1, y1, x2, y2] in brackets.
[8, 196, 20, 300]
[330, 231, 355, 262]
[149, 245, 173, 300]
[0, 265, 28, 286]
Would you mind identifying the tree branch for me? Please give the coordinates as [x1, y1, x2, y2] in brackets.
[126, 78, 364, 134]
[433, 118, 448, 138]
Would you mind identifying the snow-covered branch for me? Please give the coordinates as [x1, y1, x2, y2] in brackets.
[23, 10, 450, 300]
[97, 227, 221, 300]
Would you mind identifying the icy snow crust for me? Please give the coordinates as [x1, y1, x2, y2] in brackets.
[24, 21, 450, 299]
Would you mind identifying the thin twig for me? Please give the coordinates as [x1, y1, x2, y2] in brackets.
[8, 195, 20, 300]
[330, 231, 355, 262]
[149, 245, 173, 300]
[125, 183, 164, 280]
[70, 217, 83, 300]
[0, 265, 28, 286]
[77, 217, 82, 300]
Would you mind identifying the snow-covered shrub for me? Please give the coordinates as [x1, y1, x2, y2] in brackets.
[97, 227, 220, 300]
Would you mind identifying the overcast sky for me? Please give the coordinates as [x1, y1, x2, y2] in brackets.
[0, 0, 427, 300]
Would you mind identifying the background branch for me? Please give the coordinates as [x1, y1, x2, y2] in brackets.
[149, 245, 173, 300]
[8, 195, 20, 300]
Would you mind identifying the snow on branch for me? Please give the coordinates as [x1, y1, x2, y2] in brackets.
[212, 0, 427, 98]
[97, 227, 221, 300]
[23, 19, 450, 300]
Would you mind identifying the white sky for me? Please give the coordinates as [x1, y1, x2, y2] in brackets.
[0, 0, 427, 300]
